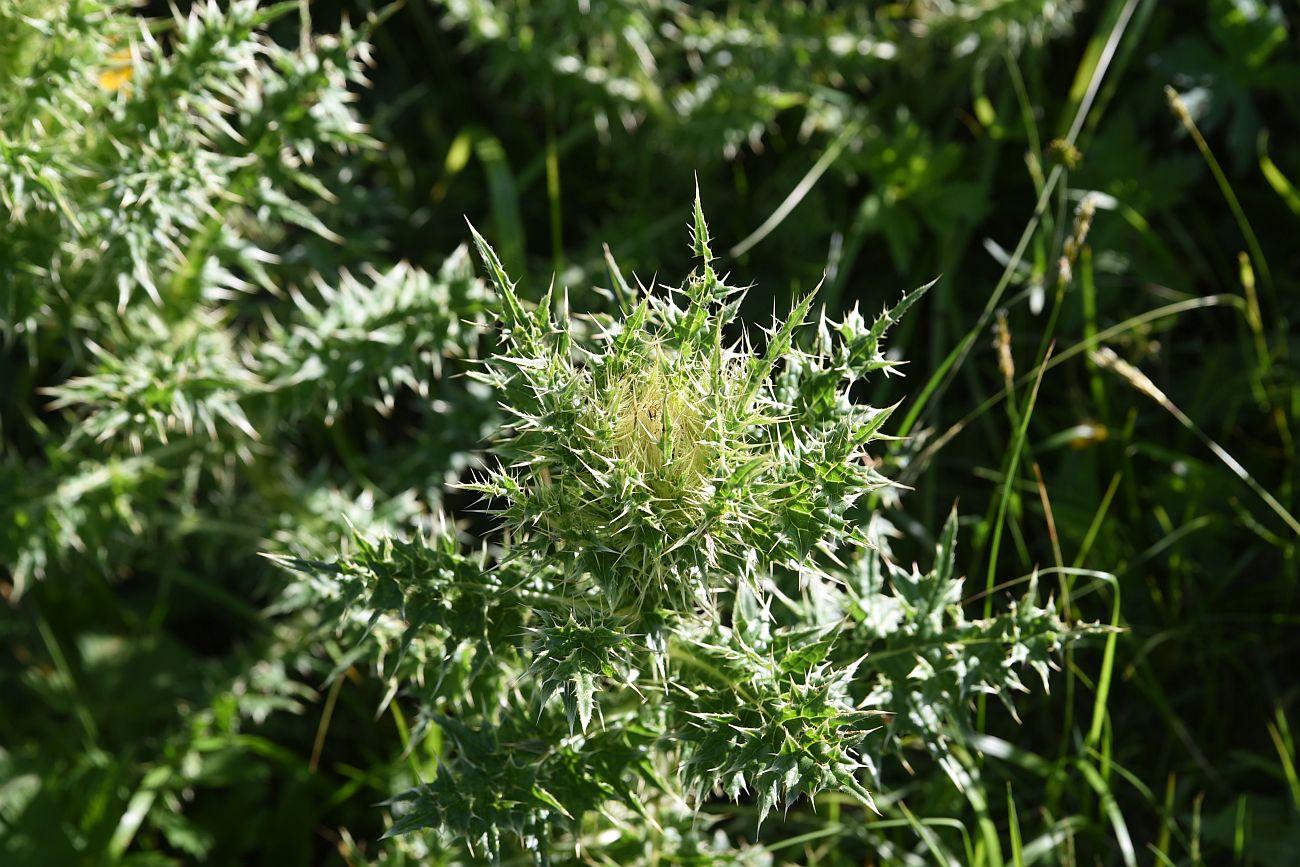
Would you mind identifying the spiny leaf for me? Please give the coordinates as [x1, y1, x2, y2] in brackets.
[740, 288, 819, 412]
[468, 219, 534, 345]
[573, 671, 596, 733]
[691, 176, 713, 264]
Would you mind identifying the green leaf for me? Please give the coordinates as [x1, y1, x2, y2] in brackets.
[573, 671, 596, 733]
[740, 288, 819, 412]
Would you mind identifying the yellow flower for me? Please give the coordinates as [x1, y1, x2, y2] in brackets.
[97, 48, 134, 92]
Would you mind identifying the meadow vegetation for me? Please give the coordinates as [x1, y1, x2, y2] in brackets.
[1, 1, 1297, 864]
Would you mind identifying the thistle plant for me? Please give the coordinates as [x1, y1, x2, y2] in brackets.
[468, 195, 918, 618]
[283, 198, 1085, 864]
[0, 0, 374, 347]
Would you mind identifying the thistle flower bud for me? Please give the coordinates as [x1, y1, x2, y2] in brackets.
[467, 200, 924, 617]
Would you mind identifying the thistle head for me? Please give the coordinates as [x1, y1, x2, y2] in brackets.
[606, 345, 716, 493]
[466, 199, 925, 616]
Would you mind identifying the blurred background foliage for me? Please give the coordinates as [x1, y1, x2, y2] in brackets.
[1, 0, 1297, 864]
